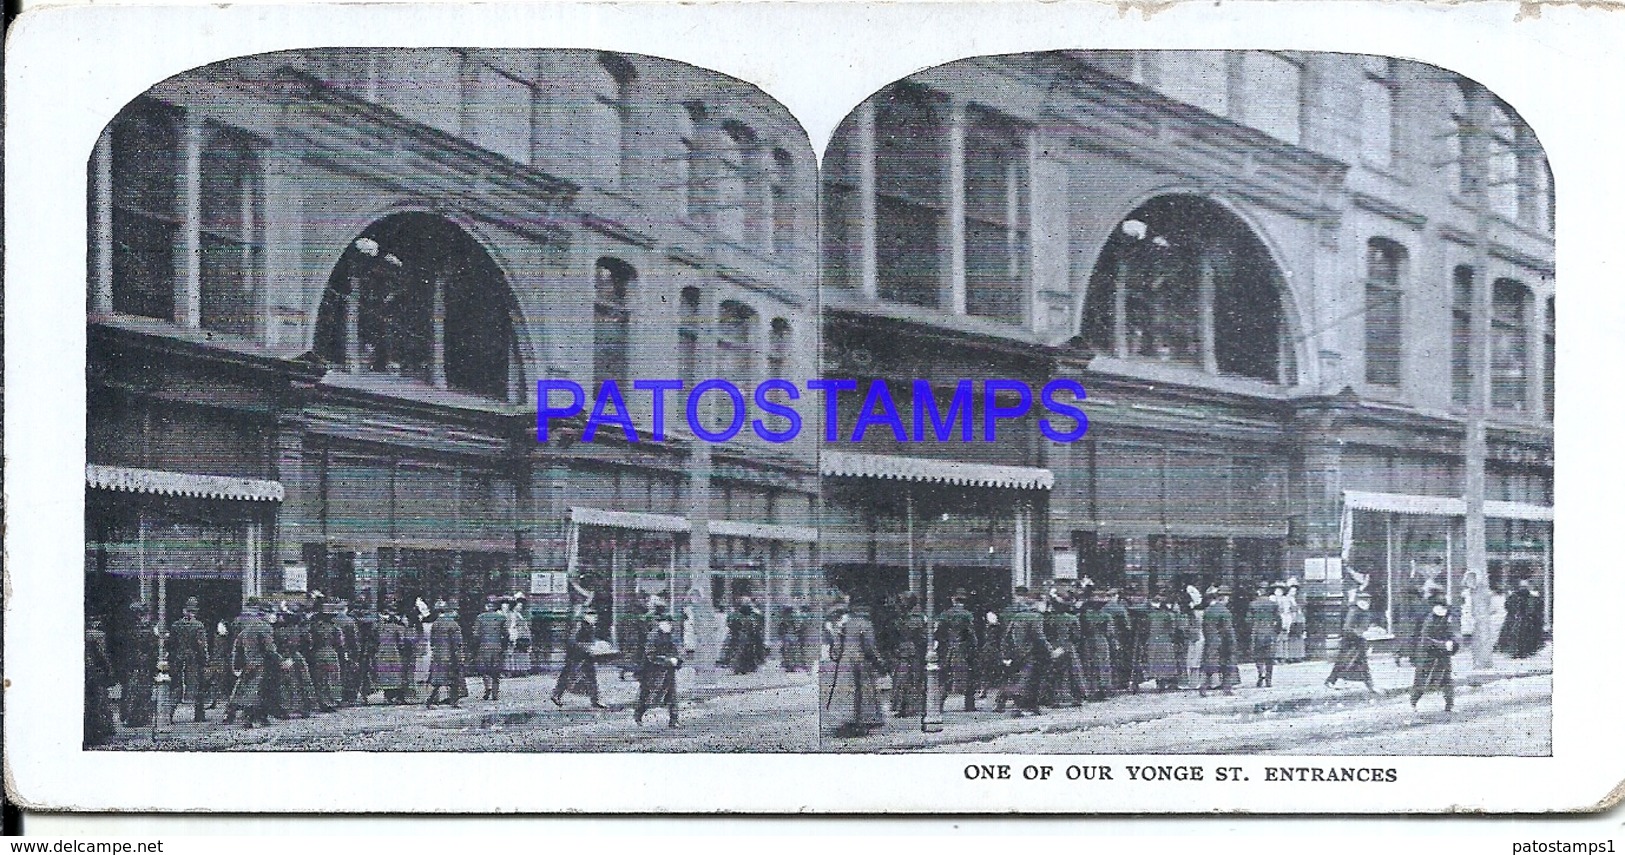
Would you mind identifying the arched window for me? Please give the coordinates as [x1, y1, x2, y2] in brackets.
[1083, 195, 1290, 383]
[1365, 239, 1407, 387]
[590, 53, 635, 187]
[717, 301, 757, 384]
[594, 258, 635, 392]
[315, 213, 515, 401]
[674, 103, 703, 222]
[1486, 102, 1520, 220]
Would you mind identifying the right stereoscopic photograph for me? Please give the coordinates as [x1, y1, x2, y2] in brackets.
[813, 50, 1553, 756]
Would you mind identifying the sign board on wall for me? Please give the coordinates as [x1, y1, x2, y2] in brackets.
[282, 563, 308, 593]
[1053, 549, 1078, 580]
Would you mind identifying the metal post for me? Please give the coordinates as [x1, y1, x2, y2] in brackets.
[1463, 86, 1496, 671]
[921, 502, 943, 732]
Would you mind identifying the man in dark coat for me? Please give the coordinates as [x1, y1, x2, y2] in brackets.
[1326, 592, 1379, 692]
[354, 593, 381, 704]
[1123, 587, 1153, 693]
[1245, 586, 1280, 689]
[995, 593, 1054, 716]
[374, 610, 413, 704]
[1199, 587, 1239, 697]
[1411, 594, 1459, 712]
[226, 598, 279, 728]
[116, 601, 159, 728]
[1102, 589, 1133, 691]
[551, 608, 608, 709]
[1042, 592, 1085, 706]
[1077, 592, 1115, 701]
[722, 597, 767, 675]
[934, 592, 978, 713]
[634, 616, 683, 727]
[85, 616, 116, 745]
[334, 600, 361, 705]
[307, 606, 343, 712]
[471, 596, 509, 701]
[168, 597, 210, 723]
[891, 595, 927, 717]
[273, 607, 318, 718]
[425, 601, 467, 708]
[828, 604, 885, 736]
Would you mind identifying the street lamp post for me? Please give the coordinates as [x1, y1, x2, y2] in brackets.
[921, 508, 945, 733]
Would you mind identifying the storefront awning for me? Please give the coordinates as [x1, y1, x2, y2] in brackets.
[1344, 491, 1552, 521]
[821, 450, 1053, 490]
[87, 464, 284, 502]
[569, 506, 690, 533]
[708, 519, 819, 543]
[1342, 490, 1465, 516]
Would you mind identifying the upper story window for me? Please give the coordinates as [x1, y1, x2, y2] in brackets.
[106, 98, 182, 321]
[1364, 239, 1407, 387]
[768, 147, 796, 256]
[198, 122, 265, 337]
[963, 107, 1030, 323]
[674, 103, 703, 223]
[1544, 296, 1555, 420]
[717, 301, 757, 384]
[678, 286, 702, 388]
[92, 98, 267, 335]
[314, 213, 516, 401]
[1445, 81, 1470, 197]
[593, 258, 635, 392]
[768, 317, 792, 380]
[1360, 56, 1398, 168]
[1486, 102, 1520, 221]
[590, 53, 635, 187]
[875, 83, 949, 308]
[1451, 266, 1475, 408]
[1492, 279, 1530, 411]
[716, 121, 754, 244]
[1082, 194, 1290, 383]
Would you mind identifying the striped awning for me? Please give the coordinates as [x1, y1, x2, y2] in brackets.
[86, 464, 284, 502]
[708, 519, 819, 543]
[1344, 490, 1552, 521]
[821, 450, 1053, 490]
[569, 506, 690, 533]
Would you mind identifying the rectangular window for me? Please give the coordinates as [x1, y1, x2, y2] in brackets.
[1240, 52, 1303, 145]
[874, 84, 947, 307]
[1451, 266, 1474, 407]
[963, 107, 1030, 323]
[678, 287, 701, 389]
[198, 123, 265, 337]
[1492, 279, 1529, 411]
[1364, 239, 1405, 387]
[593, 260, 634, 391]
[1487, 104, 1520, 220]
[1360, 56, 1396, 168]
[109, 98, 182, 321]
[1544, 296, 1555, 420]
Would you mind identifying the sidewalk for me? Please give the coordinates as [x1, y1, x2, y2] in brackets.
[834, 647, 1553, 751]
[106, 662, 817, 750]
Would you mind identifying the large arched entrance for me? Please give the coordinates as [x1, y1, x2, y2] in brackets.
[1082, 195, 1295, 384]
[315, 212, 519, 400]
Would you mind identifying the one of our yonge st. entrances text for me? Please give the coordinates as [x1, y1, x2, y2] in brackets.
[961, 764, 1400, 783]
[534, 377, 1091, 444]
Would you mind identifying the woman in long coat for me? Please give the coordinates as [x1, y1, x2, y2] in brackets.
[374, 612, 412, 703]
[1141, 596, 1185, 691]
[425, 604, 466, 707]
[226, 601, 279, 728]
[1042, 595, 1084, 706]
[273, 611, 318, 718]
[827, 605, 885, 735]
[1496, 580, 1546, 659]
[1077, 597, 1115, 701]
[634, 617, 682, 727]
[550, 610, 607, 709]
[890, 597, 927, 716]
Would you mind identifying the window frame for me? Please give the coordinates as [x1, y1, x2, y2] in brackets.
[1363, 238, 1407, 388]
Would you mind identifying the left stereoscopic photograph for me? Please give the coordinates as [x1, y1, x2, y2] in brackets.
[84, 48, 822, 752]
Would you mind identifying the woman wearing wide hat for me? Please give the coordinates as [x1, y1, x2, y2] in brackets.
[551, 606, 608, 709]
[425, 600, 467, 708]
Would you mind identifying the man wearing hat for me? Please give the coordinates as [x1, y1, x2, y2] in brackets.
[890, 594, 927, 717]
[168, 596, 210, 723]
[552, 605, 607, 709]
[1326, 590, 1379, 693]
[1245, 585, 1281, 689]
[425, 600, 467, 708]
[634, 614, 683, 728]
[116, 600, 159, 728]
[994, 589, 1054, 716]
[226, 598, 279, 728]
[1198, 586, 1239, 697]
[934, 591, 978, 713]
[471, 595, 510, 702]
[1042, 590, 1084, 706]
[333, 599, 361, 706]
[353, 592, 381, 704]
[1410, 591, 1459, 713]
[1077, 588, 1114, 702]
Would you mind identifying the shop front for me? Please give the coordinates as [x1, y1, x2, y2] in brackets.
[85, 464, 279, 640]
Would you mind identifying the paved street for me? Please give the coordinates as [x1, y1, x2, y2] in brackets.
[101, 649, 1548, 754]
[103, 666, 819, 752]
[833, 648, 1552, 755]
